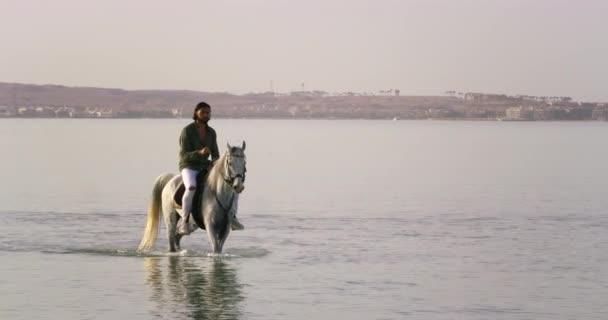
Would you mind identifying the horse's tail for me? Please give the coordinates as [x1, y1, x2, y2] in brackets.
[138, 173, 174, 252]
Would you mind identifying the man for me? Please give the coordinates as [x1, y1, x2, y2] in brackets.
[178, 101, 244, 234]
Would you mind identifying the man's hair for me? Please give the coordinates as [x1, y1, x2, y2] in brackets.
[193, 101, 211, 120]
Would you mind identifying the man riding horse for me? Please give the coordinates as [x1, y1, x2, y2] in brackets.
[178, 101, 244, 235]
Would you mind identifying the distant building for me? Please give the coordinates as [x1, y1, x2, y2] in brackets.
[505, 106, 534, 120]
[54, 107, 73, 118]
[171, 108, 183, 117]
[18, 107, 36, 117]
[591, 107, 608, 120]
[97, 109, 113, 118]
[377, 89, 397, 96]
[35, 107, 55, 117]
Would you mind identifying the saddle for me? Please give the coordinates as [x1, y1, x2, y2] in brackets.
[173, 170, 207, 230]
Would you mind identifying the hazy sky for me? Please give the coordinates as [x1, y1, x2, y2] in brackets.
[1, 0, 607, 101]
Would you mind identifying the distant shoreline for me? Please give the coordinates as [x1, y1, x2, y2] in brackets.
[1, 82, 607, 121]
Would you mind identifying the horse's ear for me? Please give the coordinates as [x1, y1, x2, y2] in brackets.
[242, 140, 246, 151]
[227, 142, 232, 150]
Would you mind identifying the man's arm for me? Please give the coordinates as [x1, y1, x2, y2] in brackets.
[179, 128, 203, 162]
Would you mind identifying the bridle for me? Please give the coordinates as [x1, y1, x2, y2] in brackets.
[216, 152, 246, 215]
[222, 154, 247, 186]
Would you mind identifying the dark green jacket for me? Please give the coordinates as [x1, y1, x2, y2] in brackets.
[179, 122, 220, 171]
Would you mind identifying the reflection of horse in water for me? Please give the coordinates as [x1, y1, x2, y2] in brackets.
[144, 257, 244, 320]
[138, 143, 247, 254]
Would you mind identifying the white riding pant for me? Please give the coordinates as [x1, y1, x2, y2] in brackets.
[180, 168, 199, 219]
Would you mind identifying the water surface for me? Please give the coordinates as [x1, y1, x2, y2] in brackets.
[1, 119, 607, 319]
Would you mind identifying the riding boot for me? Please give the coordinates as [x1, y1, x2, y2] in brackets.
[179, 187, 196, 235]
[231, 215, 244, 230]
[177, 215, 191, 235]
[228, 193, 243, 231]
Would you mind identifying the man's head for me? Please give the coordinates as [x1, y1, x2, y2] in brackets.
[193, 101, 211, 123]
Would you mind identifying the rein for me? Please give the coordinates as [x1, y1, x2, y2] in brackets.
[213, 151, 244, 215]
[215, 188, 236, 214]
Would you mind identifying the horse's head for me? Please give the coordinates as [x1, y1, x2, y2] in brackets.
[223, 141, 247, 193]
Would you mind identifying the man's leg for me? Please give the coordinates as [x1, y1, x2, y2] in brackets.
[179, 168, 198, 234]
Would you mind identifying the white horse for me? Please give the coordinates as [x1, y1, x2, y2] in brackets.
[138, 142, 247, 254]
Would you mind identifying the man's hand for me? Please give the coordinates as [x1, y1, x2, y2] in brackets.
[198, 147, 210, 155]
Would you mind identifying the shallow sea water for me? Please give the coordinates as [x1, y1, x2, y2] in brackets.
[1, 119, 607, 319]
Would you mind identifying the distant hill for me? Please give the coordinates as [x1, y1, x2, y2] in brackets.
[2, 82, 603, 120]
[0, 82, 228, 110]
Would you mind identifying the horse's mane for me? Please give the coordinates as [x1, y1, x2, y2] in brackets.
[207, 151, 228, 192]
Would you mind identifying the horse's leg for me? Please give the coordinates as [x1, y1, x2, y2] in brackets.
[167, 220, 177, 252]
[218, 227, 230, 253]
[206, 227, 229, 254]
[203, 208, 231, 254]
[162, 201, 178, 252]
[206, 227, 219, 254]
[175, 233, 183, 251]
